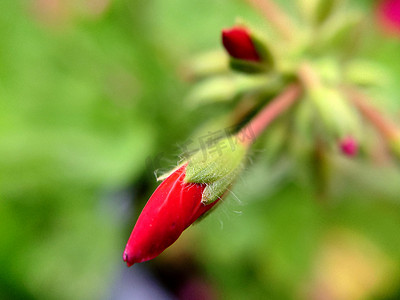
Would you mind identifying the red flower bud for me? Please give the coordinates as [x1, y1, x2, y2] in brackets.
[376, 0, 400, 37]
[222, 27, 260, 61]
[339, 136, 359, 157]
[123, 164, 219, 267]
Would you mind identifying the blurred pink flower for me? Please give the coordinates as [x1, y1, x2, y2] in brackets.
[376, 0, 400, 36]
[340, 136, 359, 157]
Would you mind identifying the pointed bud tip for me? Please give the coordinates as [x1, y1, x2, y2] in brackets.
[123, 250, 134, 267]
[122, 164, 220, 266]
[340, 137, 359, 157]
[221, 26, 260, 62]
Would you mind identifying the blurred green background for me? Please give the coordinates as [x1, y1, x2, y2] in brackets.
[1, 0, 400, 299]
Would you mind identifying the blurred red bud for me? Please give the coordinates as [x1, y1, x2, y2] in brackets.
[340, 136, 359, 157]
[123, 164, 218, 267]
[222, 27, 260, 61]
[376, 0, 400, 37]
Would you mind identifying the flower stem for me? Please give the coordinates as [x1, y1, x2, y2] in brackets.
[240, 83, 302, 145]
[245, 0, 294, 41]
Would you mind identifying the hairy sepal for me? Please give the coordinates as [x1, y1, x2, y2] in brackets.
[184, 137, 246, 204]
[201, 169, 241, 205]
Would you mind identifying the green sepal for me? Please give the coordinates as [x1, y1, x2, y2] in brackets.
[228, 30, 275, 74]
[251, 33, 275, 70]
[229, 58, 266, 74]
[233, 18, 276, 70]
[201, 171, 239, 204]
[185, 136, 247, 184]
[228, 37, 275, 75]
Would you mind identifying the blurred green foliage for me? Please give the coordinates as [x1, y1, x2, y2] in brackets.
[1, 0, 400, 299]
